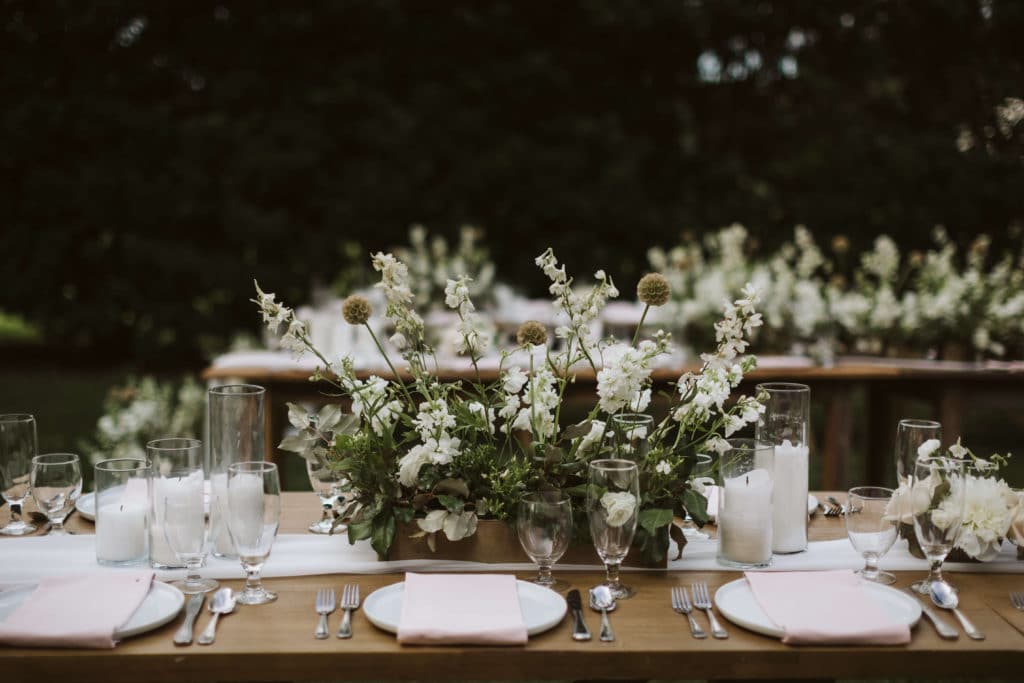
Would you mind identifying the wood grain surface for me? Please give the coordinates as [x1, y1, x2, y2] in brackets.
[1, 493, 1022, 682]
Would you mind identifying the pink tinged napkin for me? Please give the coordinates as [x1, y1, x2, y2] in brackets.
[397, 573, 528, 645]
[0, 571, 154, 649]
[744, 570, 911, 645]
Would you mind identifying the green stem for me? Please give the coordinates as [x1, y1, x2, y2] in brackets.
[632, 303, 650, 348]
[364, 323, 416, 410]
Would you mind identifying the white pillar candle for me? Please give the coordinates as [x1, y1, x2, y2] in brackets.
[96, 501, 148, 563]
[209, 472, 234, 556]
[226, 472, 267, 552]
[718, 468, 773, 565]
[770, 439, 809, 553]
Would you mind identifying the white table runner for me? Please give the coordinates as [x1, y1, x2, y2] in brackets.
[0, 534, 1020, 585]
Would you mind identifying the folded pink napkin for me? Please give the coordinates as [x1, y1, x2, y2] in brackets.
[744, 570, 910, 645]
[0, 571, 154, 649]
[397, 573, 528, 645]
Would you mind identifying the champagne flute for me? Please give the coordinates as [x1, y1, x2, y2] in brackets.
[0, 414, 38, 535]
[227, 461, 280, 605]
[164, 496, 219, 594]
[307, 452, 345, 534]
[894, 419, 941, 486]
[30, 453, 82, 534]
[845, 486, 898, 585]
[516, 491, 572, 591]
[911, 456, 965, 595]
[587, 459, 639, 600]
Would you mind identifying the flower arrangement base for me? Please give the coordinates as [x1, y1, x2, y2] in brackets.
[388, 519, 666, 568]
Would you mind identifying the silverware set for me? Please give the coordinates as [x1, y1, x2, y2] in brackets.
[173, 587, 236, 646]
[822, 495, 847, 517]
[312, 584, 360, 639]
[670, 583, 727, 639]
[1010, 591, 1024, 611]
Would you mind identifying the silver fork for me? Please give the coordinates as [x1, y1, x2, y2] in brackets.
[336, 584, 360, 639]
[827, 495, 848, 516]
[822, 498, 841, 517]
[670, 586, 706, 639]
[314, 588, 336, 639]
[691, 582, 728, 639]
[1011, 591, 1024, 611]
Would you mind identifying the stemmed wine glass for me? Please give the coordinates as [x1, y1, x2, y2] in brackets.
[30, 453, 82, 534]
[911, 456, 965, 595]
[894, 419, 941, 486]
[164, 496, 220, 594]
[307, 452, 345, 534]
[587, 459, 639, 600]
[0, 414, 38, 535]
[516, 491, 572, 591]
[845, 486, 898, 585]
[227, 461, 281, 605]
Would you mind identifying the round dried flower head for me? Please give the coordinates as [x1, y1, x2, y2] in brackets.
[516, 320, 548, 347]
[342, 295, 372, 325]
[831, 235, 850, 254]
[637, 273, 670, 307]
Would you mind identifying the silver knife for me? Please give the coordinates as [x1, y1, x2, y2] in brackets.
[174, 594, 205, 645]
[906, 589, 958, 640]
[566, 590, 591, 641]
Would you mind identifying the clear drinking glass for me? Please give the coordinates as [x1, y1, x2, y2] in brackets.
[845, 486, 898, 585]
[227, 461, 281, 605]
[611, 413, 653, 460]
[164, 497, 219, 594]
[0, 414, 38, 535]
[209, 384, 266, 558]
[148, 437, 205, 569]
[894, 419, 941, 486]
[94, 458, 150, 566]
[307, 452, 345, 534]
[911, 456, 965, 595]
[756, 382, 810, 554]
[587, 459, 639, 600]
[30, 453, 82, 534]
[517, 491, 573, 592]
[682, 454, 714, 539]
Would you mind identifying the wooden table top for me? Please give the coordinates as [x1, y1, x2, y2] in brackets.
[2, 493, 1023, 681]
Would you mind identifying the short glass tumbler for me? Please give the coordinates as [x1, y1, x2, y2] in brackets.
[227, 461, 281, 605]
[517, 491, 572, 592]
[716, 439, 774, 569]
[0, 414, 38, 536]
[30, 453, 82, 535]
[612, 413, 653, 460]
[587, 459, 639, 600]
[845, 486, 898, 585]
[94, 458, 150, 566]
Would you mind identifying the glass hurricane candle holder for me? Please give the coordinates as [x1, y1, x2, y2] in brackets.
[717, 439, 775, 569]
[756, 382, 810, 554]
[95, 458, 150, 566]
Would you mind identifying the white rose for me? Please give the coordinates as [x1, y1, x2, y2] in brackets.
[600, 491, 637, 528]
[917, 439, 941, 459]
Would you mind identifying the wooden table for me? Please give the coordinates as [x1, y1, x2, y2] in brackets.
[2, 493, 1022, 681]
[203, 357, 1024, 490]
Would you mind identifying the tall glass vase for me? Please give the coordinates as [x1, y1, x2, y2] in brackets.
[755, 382, 810, 554]
[209, 384, 265, 558]
[611, 413, 653, 460]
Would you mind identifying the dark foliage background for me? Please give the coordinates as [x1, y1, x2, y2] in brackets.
[2, 1, 1022, 365]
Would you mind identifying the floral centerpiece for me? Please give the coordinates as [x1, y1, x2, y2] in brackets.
[888, 438, 1018, 562]
[254, 248, 763, 565]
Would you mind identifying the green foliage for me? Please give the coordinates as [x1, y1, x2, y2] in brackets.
[2, 3, 1022, 362]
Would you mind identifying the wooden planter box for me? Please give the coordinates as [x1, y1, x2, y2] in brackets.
[388, 519, 666, 568]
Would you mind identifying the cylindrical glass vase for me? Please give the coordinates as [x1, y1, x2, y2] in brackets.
[717, 439, 774, 569]
[612, 413, 653, 460]
[95, 458, 150, 566]
[147, 438, 205, 568]
[209, 385, 265, 558]
[755, 382, 810, 554]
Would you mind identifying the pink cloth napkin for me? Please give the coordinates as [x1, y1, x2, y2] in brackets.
[397, 573, 528, 645]
[0, 571, 154, 649]
[744, 570, 911, 645]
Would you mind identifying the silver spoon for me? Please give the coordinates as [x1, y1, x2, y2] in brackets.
[589, 585, 616, 642]
[197, 587, 236, 645]
[930, 581, 984, 640]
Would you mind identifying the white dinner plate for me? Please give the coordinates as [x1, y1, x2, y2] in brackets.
[0, 581, 185, 640]
[363, 580, 567, 637]
[714, 577, 921, 638]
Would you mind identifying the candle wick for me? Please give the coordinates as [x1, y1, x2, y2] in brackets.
[119, 504, 124, 512]
[745, 475, 749, 486]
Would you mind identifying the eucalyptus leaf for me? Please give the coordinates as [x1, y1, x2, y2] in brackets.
[317, 403, 343, 431]
[278, 433, 317, 456]
[433, 478, 470, 498]
[544, 445, 564, 465]
[561, 420, 592, 440]
[437, 494, 465, 513]
[347, 519, 373, 543]
[286, 402, 310, 430]
[336, 413, 361, 435]
[682, 488, 709, 526]
[638, 507, 674, 536]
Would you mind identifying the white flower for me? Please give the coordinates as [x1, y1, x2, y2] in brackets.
[948, 439, 968, 460]
[417, 509, 448, 533]
[954, 474, 1018, 561]
[600, 491, 637, 528]
[502, 367, 528, 394]
[372, 252, 414, 305]
[280, 318, 308, 358]
[576, 420, 606, 456]
[350, 376, 402, 436]
[397, 444, 432, 487]
[444, 276, 474, 315]
[467, 401, 495, 435]
[917, 439, 941, 459]
[655, 460, 671, 475]
[705, 436, 732, 455]
[389, 332, 407, 350]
